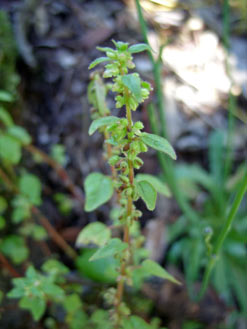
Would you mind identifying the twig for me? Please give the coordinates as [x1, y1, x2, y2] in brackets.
[31, 207, 77, 260]
[25, 144, 84, 206]
[0, 252, 21, 278]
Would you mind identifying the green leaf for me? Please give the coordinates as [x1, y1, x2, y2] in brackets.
[89, 57, 110, 69]
[136, 180, 157, 211]
[76, 248, 119, 283]
[76, 222, 111, 247]
[96, 46, 114, 53]
[141, 132, 176, 160]
[0, 235, 29, 264]
[19, 296, 46, 321]
[90, 238, 127, 261]
[19, 173, 42, 205]
[8, 126, 31, 145]
[0, 106, 14, 127]
[51, 144, 66, 166]
[136, 174, 171, 197]
[42, 259, 69, 276]
[84, 173, 113, 211]
[122, 315, 151, 329]
[0, 134, 21, 164]
[128, 43, 152, 54]
[63, 294, 82, 313]
[0, 90, 14, 102]
[141, 259, 181, 285]
[11, 195, 31, 223]
[122, 74, 142, 102]
[42, 282, 64, 299]
[88, 116, 119, 135]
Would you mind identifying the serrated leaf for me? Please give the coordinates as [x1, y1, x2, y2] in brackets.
[76, 222, 111, 247]
[141, 132, 176, 160]
[136, 174, 171, 197]
[0, 90, 14, 102]
[88, 116, 119, 135]
[128, 43, 152, 54]
[8, 126, 31, 145]
[19, 296, 46, 321]
[84, 173, 113, 211]
[0, 134, 21, 164]
[89, 57, 110, 69]
[19, 174, 42, 206]
[90, 238, 127, 261]
[0, 106, 14, 127]
[141, 259, 181, 284]
[136, 180, 157, 211]
[122, 74, 142, 102]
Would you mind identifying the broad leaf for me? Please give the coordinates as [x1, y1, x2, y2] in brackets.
[19, 174, 42, 206]
[141, 259, 181, 284]
[141, 132, 176, 160]
[89, 116, 119, 135]
[129, 43, 152, 54]
[90, 238, 127, 261]
[122, 74, 142, 102]
[0, 134, 21, 164]
[136, 180, 157, 210]
[136, 174, 171, 197]
[76, 222, 111, 247]
[89, 57, 110, 69]
[76, 249, 118, 283]
[122, 316, 151, 329]
[8, 126, 31, 145]
[0, 235, 29, 264]
[84, 173, 113, 211]
[0, 90, 14, 102]
[0, 106, 14, 127]
[19, 296, 46, 321]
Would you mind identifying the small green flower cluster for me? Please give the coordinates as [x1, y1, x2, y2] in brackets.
[90, 40, 151, 111]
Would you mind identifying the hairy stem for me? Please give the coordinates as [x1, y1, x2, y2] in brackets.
[115, 102, 133, 327]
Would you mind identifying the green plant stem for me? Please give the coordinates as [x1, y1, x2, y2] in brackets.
[223, 0, 236, 179]
[198, 170, 247, 299]
[115, 102, 133, 328]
